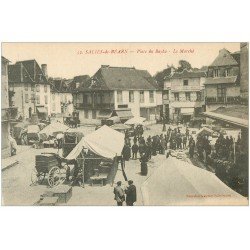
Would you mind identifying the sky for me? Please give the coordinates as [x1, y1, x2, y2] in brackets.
[2, 43, 240, 79]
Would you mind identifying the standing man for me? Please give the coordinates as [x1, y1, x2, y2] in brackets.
[125, 180, 137, 206]
[132, 142, 139, 160]
[114, 181, 125, 206]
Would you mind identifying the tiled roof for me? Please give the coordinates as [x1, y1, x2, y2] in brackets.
[171, 69, 206, 79]
[8, 59, 48, 84]
[210, 48, 238, 67]
[204, 76, 238, 85]
[50, 78, 71, 93]
[88, 66, 158, 91]
[70, 75, 91, 91]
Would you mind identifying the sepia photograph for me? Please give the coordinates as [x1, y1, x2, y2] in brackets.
[1, 42, 249, 206]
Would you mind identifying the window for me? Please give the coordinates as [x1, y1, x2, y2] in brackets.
[1, 63, 7, 76]
[213, 69, 219, 77]
[83, 95, 88, 105]
[140, 91, 144, 103]
[52, 93, 55, 101]
[217, 85, 226, 102]
[31, 94, 35, 103]
[183, 80, 189, 86]
[36, 95, 40, 104]
[31, 84, 35, 91]
[185, 92, 190, 101]
[225, 68, 230, 77]
[36, 84, 40, 92]
[25, 94, 29, 103]
[44, 84, 47, 93]
[163, 90, 169, 100]
[174, 93, 179, 101]
[196, 92, 201, 101]
[84, 110, 88, 119]
[45, 95, 48, 104]
[25, 83, 29, 91]
[117, 91, 123, 103]
[129, 91, 134, 103]
[92, 110, 97, 119]
[175, 108, 181, 114]
[149, 91, 154, 103]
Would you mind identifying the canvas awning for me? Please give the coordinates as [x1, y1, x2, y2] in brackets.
[66, 125, 125, 160]
[39, 121, 69, 137]
[107, 116, 121, 123]
[110, 123, 130, 131]
[113, 109, 133, 119]
[36, 107, 47, 113]
[97, 110, 112, 119]
[141, 157, 248, 205]
[125, 116, 146, 125]
[27, 125, 40, 134]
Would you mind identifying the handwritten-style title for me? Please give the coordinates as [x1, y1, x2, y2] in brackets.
[77, 48, 195, 55]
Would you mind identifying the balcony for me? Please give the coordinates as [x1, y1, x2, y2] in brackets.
[75, 103, 115, 110]
[1, 107, 18, 122]
[205, 96, 241, 105]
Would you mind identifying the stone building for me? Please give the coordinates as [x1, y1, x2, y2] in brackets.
[163, 69, 206, 123]
[240, 43, 248, 104]
[73, 65, 161, 124]
[204, 48, 241, 112]
[8, 60, 50, 119]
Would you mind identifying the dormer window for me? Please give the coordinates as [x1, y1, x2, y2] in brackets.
[225, 68, 230, 77]
[213, 69, 219, 78]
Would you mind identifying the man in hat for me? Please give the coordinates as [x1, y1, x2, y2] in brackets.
[125, 180, 137, 206]
[114, 181, 125, 206]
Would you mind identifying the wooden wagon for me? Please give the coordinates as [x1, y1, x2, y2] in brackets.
[31, 154, 67, 187]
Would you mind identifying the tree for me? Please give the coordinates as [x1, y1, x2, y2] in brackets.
[154, 66, 175, 89]
[177, 60, 192, 72]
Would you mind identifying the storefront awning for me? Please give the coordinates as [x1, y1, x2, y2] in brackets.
[181, 108, 194, 115]
[113, 109, 133, 119]
[36, 107, 48, 113]
[97, 110, 112, 119]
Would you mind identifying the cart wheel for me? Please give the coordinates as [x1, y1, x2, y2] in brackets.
[48, 166, 61, 187]
[31, 169, 44, 185]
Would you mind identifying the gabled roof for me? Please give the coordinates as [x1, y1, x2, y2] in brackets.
[171, 69, 206, 79]
[87, 66, 158, 91]
[2, 56, 10, 63]
[70, 75, 91, 91]
[8, 59, 48, 84]
[210, 48, 238, 67]
[50, 78, 71, 93]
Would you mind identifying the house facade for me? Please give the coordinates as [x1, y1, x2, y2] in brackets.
[50, 78, 73, 116]
[1, 56, 15, 158]
[73, 65, 160, 124]
[204, 48, 241, 112]
[240, 43, 248, 104]
[8, 60, 51, 118]
[163, 69, 206, 123]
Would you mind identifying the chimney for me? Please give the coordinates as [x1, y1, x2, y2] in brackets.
[41, 64, 48, 78]
[101, 65, 109, 68]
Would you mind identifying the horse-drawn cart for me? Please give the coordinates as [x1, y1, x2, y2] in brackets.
[31, 153, 68, 187]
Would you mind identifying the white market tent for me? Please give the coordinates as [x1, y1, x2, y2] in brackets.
[39, 121, 69, 137]
[141, 157, 248, 206]
[125, 116, 146, 125]
[196, 127, 214, 137]
[66, 125, 125, 160]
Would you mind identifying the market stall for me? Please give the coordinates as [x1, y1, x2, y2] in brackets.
[141, 157, 248, 205]
[66, 125, 125, 186]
